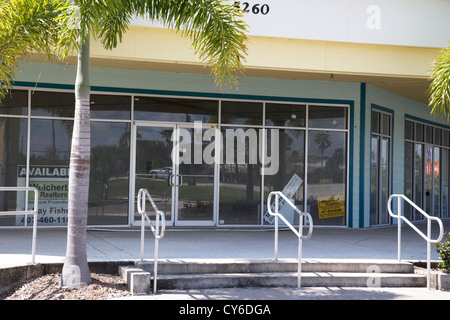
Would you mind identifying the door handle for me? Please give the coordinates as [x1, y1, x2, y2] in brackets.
[168, 174, 182, 187]
[168, 174, 175, 187]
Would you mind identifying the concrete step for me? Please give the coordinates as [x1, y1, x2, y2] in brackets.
[154, 271, 426, 289]
[135, 258, 415, 274]
[120, 259, 426, 294]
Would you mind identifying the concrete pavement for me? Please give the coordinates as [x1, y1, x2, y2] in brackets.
[1, 219, 450, 300]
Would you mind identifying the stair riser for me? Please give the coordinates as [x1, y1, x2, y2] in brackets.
[136, 262, 414, 274]
[156, 276, 426, 290]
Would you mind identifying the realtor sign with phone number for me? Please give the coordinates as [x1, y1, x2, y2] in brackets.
[17, 165, 69, 226]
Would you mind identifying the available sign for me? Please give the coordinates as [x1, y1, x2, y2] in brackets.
[17, 165, 69, 226]
[317, 195, 345, 219]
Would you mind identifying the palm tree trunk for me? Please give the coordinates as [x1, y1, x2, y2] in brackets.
[61, 32, 92, 287]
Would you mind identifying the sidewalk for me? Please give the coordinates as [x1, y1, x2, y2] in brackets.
[1, 220, 449, 300]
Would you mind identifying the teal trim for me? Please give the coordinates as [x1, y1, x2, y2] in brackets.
[359, 83, 366, 228]
[14, 81, 354, 106]
[14, 81, 74, 91]
[405, 114, 450, 131]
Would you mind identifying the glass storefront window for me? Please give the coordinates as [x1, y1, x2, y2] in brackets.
[265, 103, 306, 127]
[434, 128, 442, 146]
[425, 126, 433, 144]
[0, 89, 28, 115]
[29, 119, 73, 226]
[88, 121, 130, 225]
[91, 94, 131, 120]
[134, 97, 218, 123]
[372, 111, 380, 134]
[405, 119, 450, 220]
[1, 89, 350, 228]
[219, 127, 261, 225]
[415, 123, 424, 142]
[442, 149, 449, 218]
[308, 106, 347, 129]
[221, 101, 262, 125]
[263, 129, 305, 225]
[307, 130, 347, 226]
[404, 141, 414, 220]
[405, 120, 414, 140]
[0, 118, 28, 226]
[370, 136, 379, 225]
[31, 91, 75, 118]
[414, 144, 424, 220]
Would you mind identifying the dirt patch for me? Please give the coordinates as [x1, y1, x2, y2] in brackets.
[0, 272, 133, 300]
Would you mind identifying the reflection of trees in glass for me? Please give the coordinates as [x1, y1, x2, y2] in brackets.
[0, 118, 27, 212]
[30, 119, 73, 165]
[314, 132, 331, 180]
[308, 132, 346, 184]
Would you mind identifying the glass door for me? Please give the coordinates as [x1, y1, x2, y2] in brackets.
[174, 123, 216, 226]
[131, 123, 216, 226]
[132, 124, 175, 226]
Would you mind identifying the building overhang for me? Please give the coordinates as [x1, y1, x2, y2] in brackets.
[23, 25, 441, 105]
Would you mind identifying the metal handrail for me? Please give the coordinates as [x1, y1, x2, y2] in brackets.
[0, 187, 39, 264]
[267, 191, 313, 289]
[137, 188, 166, 294]
[387, 194, 444, 289]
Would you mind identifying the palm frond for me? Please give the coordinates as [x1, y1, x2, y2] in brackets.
[428, 44, 450, 120]
[94, 0, 248, 89]
[0, 0, 75, 98]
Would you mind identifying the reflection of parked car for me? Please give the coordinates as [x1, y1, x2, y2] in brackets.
[149, 167, 172, 179]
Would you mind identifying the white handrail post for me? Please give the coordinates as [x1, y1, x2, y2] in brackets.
[298, 213, 303, 289]
[388, 194, 444, 290]
[139, 191, 145, 262]
[397, 196, 402, 262]
[137, 188, 166, 295]
[31, 188, 38, 264]
[267, 191, 313, 290]
[274, 193, 279, 261]
[427, 218, 431, 290]
[140, 217, 145, 261]
[154, 211, 160, 294]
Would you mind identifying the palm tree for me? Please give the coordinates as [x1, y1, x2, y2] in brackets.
[64, 0, 247, 288]
[1, 0, 248, 288]
[428, 44, 450, 120]
[0, 0, 71, 98]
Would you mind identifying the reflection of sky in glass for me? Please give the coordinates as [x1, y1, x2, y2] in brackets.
[133, 97, 218, 123]
[137, 127, 170, 142]
[308, 106, 347, 129]
[30, 119, 72, 160]
[91, 122, 130, 147]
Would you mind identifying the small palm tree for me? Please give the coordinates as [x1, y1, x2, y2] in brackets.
[428, 44, 450, 120]
[1, 0, 248, 288]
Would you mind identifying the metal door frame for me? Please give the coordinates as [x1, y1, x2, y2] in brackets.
[173, 122, 218, 227]
[129, 122, 176, 227]
[129, 121, 218, 227]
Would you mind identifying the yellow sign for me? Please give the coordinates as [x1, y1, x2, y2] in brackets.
[317, 195, 345, 219]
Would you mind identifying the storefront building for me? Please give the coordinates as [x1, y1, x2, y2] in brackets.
[1, 0, 450, 229]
